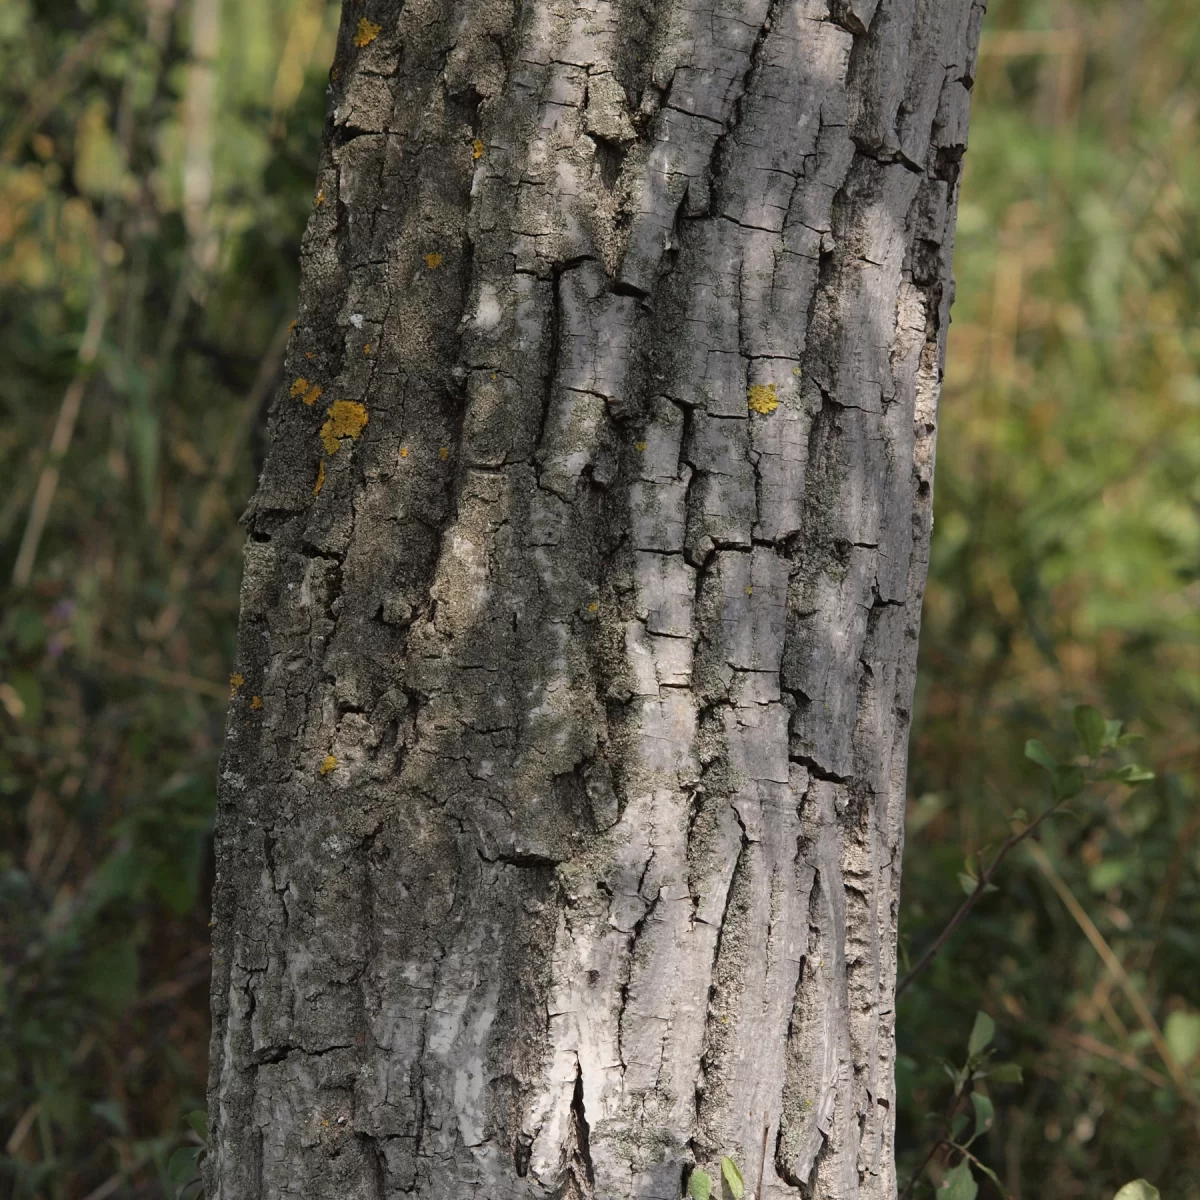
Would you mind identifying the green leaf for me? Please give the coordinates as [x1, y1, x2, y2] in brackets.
[720, 1156, 745, 1200]
[939, 1160, 978, 1200]
[1164, 1011, 1200, 1067]
[986, 1062, 1023, 1084]
[90, 1100, 128, 1134]
[689, 1168, 714, 1200]
[1088, 859, 1129, 893]
[185, 1110, 208, 1141]
[970, 1093, 994, 1137]
[1101, 719, 1124, 749]
[8, 670, 43, 724]
[168, 1147, 201, 1187]
[957, 872, 979, 897]
[1114, 764, 1155, 785]
[1073, 705, 1106, 757]
[8, 607, 46, 653]
[1024, 739, 1057, 772]
[1052, 764, 1085, 801]
[967, 1011, 995, 1059]
[959, 1151, 1005, 1191]
[84, 941, 139, 1016]
[1113, 1182, 1160, 1200]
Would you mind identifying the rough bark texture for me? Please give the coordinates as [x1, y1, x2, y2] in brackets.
[206, 0, 984, 1196]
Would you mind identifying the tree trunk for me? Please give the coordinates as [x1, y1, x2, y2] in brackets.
[206, 0, 984, 1196]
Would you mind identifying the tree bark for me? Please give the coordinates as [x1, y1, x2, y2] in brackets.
[206, 0, 985, 1196]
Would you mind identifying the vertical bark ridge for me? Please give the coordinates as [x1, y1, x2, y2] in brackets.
[207, 0, 985, 1197]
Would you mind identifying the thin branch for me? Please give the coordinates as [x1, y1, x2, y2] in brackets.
[10, 291, 108, 588]
[0, 26, 109, 164]
[897, 799, 1064, 996]
[1026, 839, 1200, 1124]
[899, 1136, 946, 1200]
[82, 647, 227, 701]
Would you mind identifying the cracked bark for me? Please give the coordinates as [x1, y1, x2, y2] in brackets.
[206, 0, 985, 1197]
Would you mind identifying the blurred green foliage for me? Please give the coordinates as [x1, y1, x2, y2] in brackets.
[0, 1, 338, 1196]
[898, 0, 1200, 1195]
[0, 0, 1197, 1198]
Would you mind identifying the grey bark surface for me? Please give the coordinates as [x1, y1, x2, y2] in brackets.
[206, 0, 984, 1196]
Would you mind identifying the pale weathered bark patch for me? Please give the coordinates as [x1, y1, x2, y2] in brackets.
[206, 0, 985, 1196]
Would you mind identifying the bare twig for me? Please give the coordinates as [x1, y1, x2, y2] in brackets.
[10, 12, 156, 587]
[0, 26, 108, 163]
[82, 647, 226, 700]
[10, 290, 108, 588]
[1026, 840, 1200, 1122]
[5, 1103, 40, 1157]
[175, 310, 293, 570]
[897, 799, 1065, 996]
[1050, 1027, 1170, 1090]
[899, 1134, 947, 1200]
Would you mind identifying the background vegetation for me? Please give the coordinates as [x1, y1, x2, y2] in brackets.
[0, 0, 1196, 1197]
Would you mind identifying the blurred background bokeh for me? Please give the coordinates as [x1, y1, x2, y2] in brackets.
[0, 0, 1197, 1196]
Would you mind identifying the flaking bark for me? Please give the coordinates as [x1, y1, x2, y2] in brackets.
[206, 0, 985, 1196]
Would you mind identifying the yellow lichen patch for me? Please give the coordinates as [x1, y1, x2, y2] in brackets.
[319, 754, 338, 776]
[792, 366, 802, 376]
[587, 601, 599, 613]
[400, 446, 409, 459]
[305, 351, 316, 360]
[472, 138, 485, 160]
[229, 673, 245, 697]
[250, 695, 263, 710]
[288, 319, 298, 334]
[363, 343, 372, 355]
[634, 441, 648, 452]
[314, 459, 326, 495]
[439, 446, 449, 461]
[744, 585, 754, 596]
[424, 251, 442, 270]
[319, 400, 369, 454]
[354, 17, 381, 47]
[315, 189, 326, 207]
[290, 377, 323, 406]
[748, 383, 779, 414]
